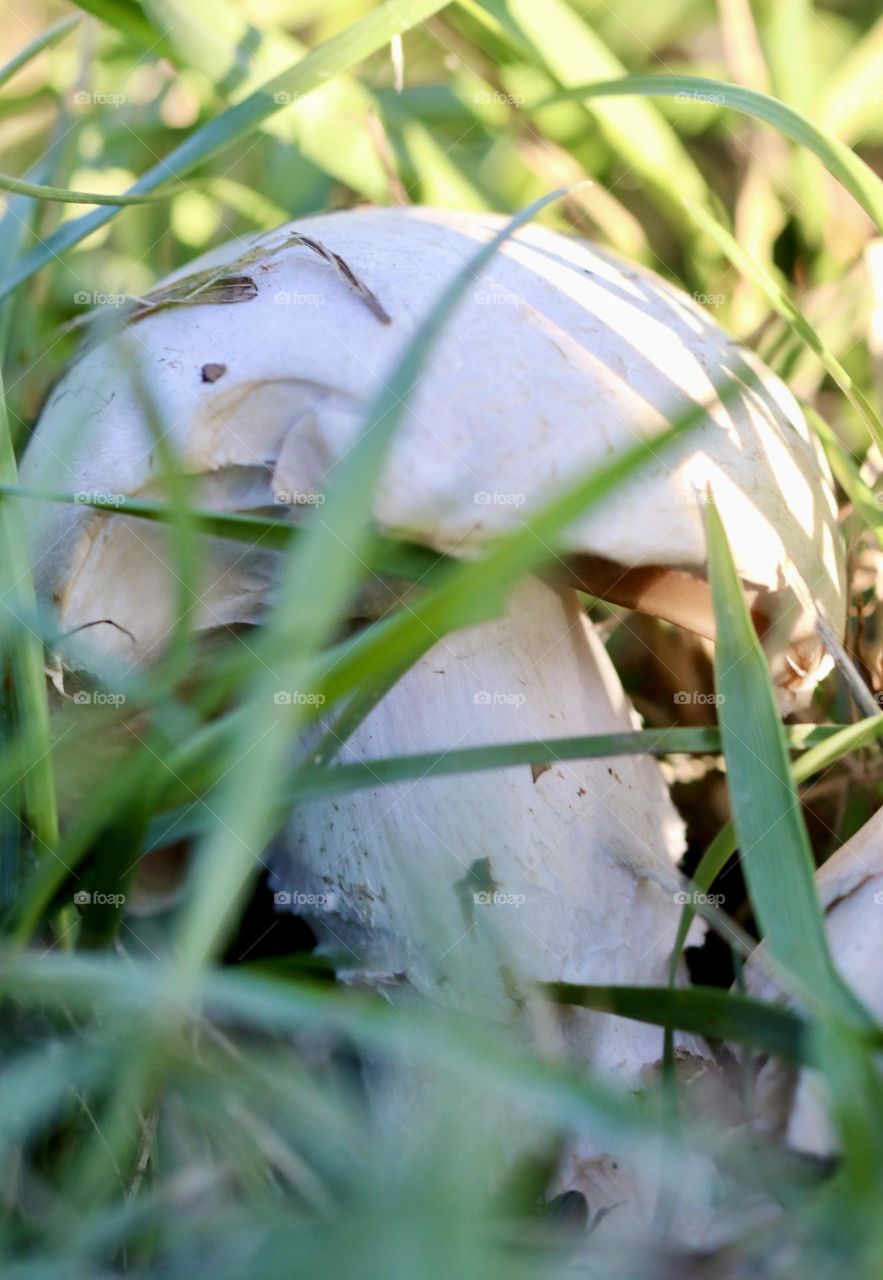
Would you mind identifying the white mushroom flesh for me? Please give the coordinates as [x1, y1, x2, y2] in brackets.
[23, 207, 845, 706]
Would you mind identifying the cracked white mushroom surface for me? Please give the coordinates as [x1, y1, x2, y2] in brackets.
[23, 206, 843, 706]
[271, 575, 687, 1067]
[744, 806, 883, 1156]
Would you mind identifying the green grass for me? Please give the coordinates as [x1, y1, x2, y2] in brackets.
[0, 1, 882, 1277]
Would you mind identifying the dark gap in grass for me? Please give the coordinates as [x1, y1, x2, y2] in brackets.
[221, 870, 319, 967]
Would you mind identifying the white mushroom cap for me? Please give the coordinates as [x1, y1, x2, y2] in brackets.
[23, 207, 844, 703]
[744, 806, 883, 1155]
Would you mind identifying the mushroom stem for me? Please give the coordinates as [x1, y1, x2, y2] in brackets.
[271, 574, 729, 1239]
[272, 575, 688, 1072]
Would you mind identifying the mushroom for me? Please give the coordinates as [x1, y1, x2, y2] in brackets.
[24, 208, 844, 706]
[22, 206, 842, 1231]
[743, 806, 883, 1156]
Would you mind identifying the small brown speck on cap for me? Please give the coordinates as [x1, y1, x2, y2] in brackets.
[201, 363, 227, 383]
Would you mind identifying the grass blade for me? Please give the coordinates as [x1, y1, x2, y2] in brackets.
[0, 950, 653, 1140]
[682, 198, 883, 449]
[144, 723, 861, 850]
[704, 499, 867, 1023]
[468, 0, 712, 217]
[0, 173, 176, 205]
[0, 15, 79, 92]
[669, 713, 883, 977]
[548, 983, 807, 1063]
[68, 0, 161, 49]
[0, 486, 447, 588]
[0, 0, 453, 303]
[138, 0, 390, 199]
[818, 14, 883, 144]
[0, 369, 58, 877]
[537, 75, 883, 232]
[753, 0, 825, 246]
